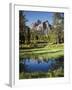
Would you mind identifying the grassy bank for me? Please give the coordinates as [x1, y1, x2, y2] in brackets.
[19, 43, 64, 60]
[19, 67, 64, 79]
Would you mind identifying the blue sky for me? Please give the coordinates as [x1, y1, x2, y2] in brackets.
[22, 11, 64, 27]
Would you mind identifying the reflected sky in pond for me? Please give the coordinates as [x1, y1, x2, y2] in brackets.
[20, 56, 64, 73]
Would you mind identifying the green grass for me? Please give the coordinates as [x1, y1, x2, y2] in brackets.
[19, 67, 64, 79]
[20, 50, 64, 60]
[20, 43, 63, 52]
[19, 43, 64, 59]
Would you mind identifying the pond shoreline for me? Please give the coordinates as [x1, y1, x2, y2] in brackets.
[19, 56, 64, 79]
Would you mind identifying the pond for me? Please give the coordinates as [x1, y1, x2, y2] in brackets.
[19, 56, 64, 73]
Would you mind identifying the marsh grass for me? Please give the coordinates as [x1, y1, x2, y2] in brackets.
[19, 67, 64, 79]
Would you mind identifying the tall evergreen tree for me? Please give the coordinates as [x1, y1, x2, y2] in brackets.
[19, 11, 27, 44]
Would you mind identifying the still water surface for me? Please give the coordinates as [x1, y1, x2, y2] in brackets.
[20, 57, 64, 73]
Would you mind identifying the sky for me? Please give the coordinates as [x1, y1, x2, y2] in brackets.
[21, 10, 64, 27]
